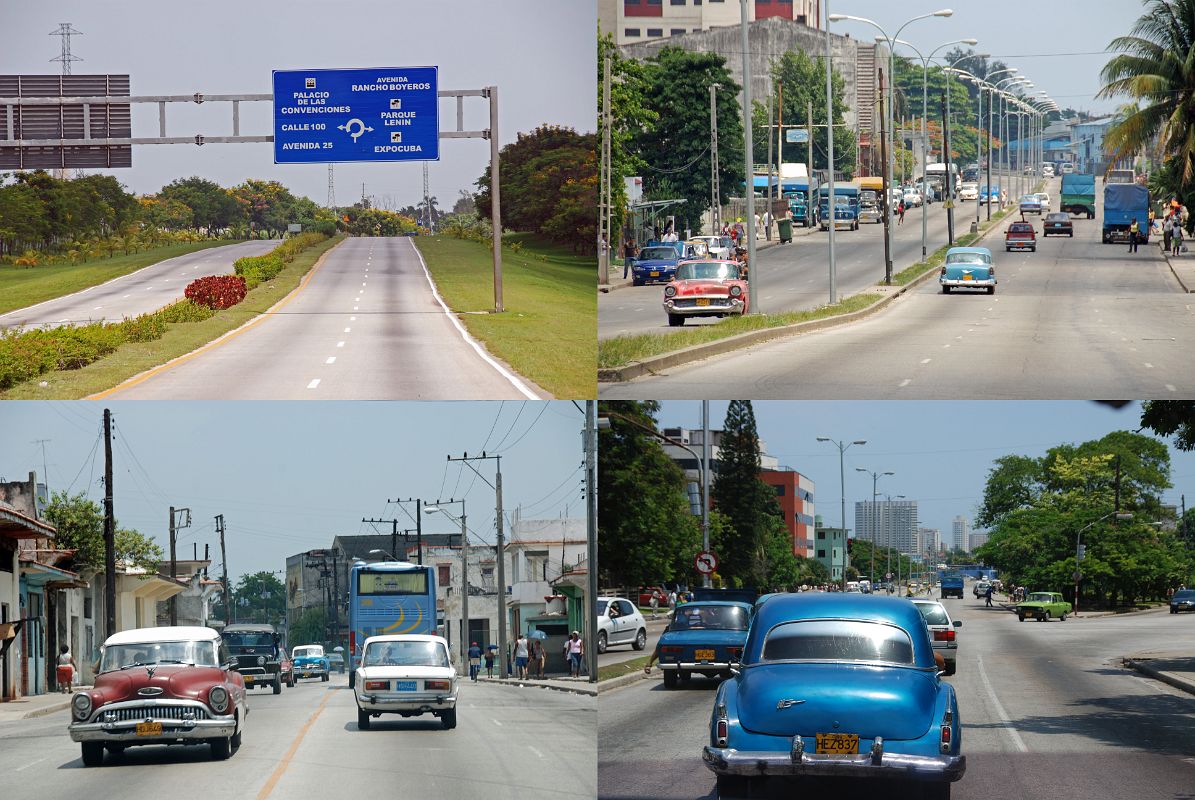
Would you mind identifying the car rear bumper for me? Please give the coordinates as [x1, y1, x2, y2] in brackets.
[661, 662, 735, 672]
[70, 715, 237, 743]
[703, 745, 965, 782]
[356, 692, 457, 713]
[940, 278, 996, 288]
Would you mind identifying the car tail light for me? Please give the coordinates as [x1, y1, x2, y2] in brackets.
[425, 680, 451, 691]
[933, 630, 956, 642]
[660, 646, 682, 655]
[715, 701, 728, 747]
[364, 680, 388, 691]
[729, 285, 742, 297]
[940, 708, 953, 753]
[728, 647, 742, 661]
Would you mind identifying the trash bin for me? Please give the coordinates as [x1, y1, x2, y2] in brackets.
[777, 218, 793, 244]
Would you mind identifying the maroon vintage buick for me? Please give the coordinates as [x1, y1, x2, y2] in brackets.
[68, 625, 248, 766]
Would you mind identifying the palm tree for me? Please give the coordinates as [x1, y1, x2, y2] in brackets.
[1098, 0, 1195, 185]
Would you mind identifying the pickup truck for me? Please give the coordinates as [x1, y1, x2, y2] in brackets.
[1005, 221, 1037, 252]
[1016, 591, 1072, 622]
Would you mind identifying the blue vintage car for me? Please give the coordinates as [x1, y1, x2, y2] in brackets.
[703, 593, 965, 799]
[940, 247, 996, 295]
[657, 601, 752, 688]
[630, 243, 684, 286]
[1018, 194, 1043, 214]
[291, 644, 330, 682]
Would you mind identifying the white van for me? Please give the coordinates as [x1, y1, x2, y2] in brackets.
[1060, 162, 1075, 174]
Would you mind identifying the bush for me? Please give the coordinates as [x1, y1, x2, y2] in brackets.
[156, 299, 216, 324]
[120, 312, 167, 343]
[184, 275, 247, 310]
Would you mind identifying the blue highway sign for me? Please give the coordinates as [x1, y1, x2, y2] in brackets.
[272, 67, 439, 164]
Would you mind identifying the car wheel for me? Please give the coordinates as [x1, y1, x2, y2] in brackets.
[662, 669, 678, 688]
[987, 286, 995, 295]
[633, 629, 647, 651]
[946, 661, 956, 676]
[1089, 212, 1094, 219]
[941, 286, 950, 294]
[1018, 614, 1025, 622]
[921, 782, 951, 800]
[1069, 232, 1073, 237]
[105, 744, 125, 756]
[288, 674, 295, 688]
[81, 742, 105, 767]
[716, 774, 752, 799]
[441, 707, 458, 730]
[210, 735, 232, 761]
[1041, 611, 1050, 622]
[632, 278, 642, 287]
[1172, 608, 1178, 614]
[349, 671, 355, 689]
[231, 723, 242, 751]
[667, 314, 684, 327]
[597, 631, 608, 655]
[357, 707, 371, 730]
[273, 675, 282, 695]
[322, 672, 329, 682]
[678, 670, 691, 683]
[1060, 612, 1067, 621]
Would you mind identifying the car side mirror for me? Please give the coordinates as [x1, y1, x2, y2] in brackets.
[954, 620, 962, 627]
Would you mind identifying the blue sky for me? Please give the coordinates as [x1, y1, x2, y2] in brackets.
[657, 401, 1195, 539]
[0, 401, 587, 582]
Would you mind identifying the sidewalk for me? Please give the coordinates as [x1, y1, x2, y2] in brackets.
[475, 674, 597, 697]
[1156, 238, 1195, 292]
[1124, 651, 1195, 695]
[0, 686, 90, 723]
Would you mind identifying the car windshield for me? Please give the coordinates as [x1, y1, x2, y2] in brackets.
[1020, 196, 1039, 203]
[1047, 213, 1068, 222]
[1027, 593, 1054, 603]
[916, 604, 951, 626]
[639, 247, 676, 260]
[676, 262, 738, 281]
[1174, 590, 1195, 600]
[293, 646, 323, 659]
[945, 252, 991, 266]
[669, 605, 749, 631]
[100, 640, 218, 672]
[761, 620, 915, 664]
[225, 631, 274, 648]
[362, 640, 450, 668]
[1010, 224, 1033, 232]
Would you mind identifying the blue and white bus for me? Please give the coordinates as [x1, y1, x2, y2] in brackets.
[347, 560, 437, 674]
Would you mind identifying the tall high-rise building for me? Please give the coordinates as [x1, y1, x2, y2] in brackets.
[952, 516, 971, 552]
[968, 531, 989, 551]
[917, 527, 941, 555]
[855, 500, 919, 555]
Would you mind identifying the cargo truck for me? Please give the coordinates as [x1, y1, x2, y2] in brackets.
[1060, 173, 1096, 218]
[1101, 183, 1150, 244]
[939, 571, 964, 600]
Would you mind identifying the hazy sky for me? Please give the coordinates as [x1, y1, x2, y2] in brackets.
[824, 1, 1145, 117]
[657, 401, 1195, 540]
[0, 401, 588, 583]
[0, 0, 596, 208]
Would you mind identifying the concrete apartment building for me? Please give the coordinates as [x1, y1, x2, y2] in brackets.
[917, 527, 941, 556]
[812, 517, 847, 582]
[600, 0, 821, 46]
[855, 499, 919, 556]
[952, 515, 971, 552]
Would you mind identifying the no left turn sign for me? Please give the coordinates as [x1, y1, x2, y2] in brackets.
[694, 551, 718, 575]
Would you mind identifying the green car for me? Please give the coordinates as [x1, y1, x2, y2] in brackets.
[1016, 591, 1071, 622]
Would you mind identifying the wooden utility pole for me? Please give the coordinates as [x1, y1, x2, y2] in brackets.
[216, 514, 230, 626]
[103, 409, 116, 638]
[169, 506, 177, 625]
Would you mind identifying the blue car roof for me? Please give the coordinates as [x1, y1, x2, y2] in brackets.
[744, 593, 935, 667]
[946, 246, 991, 256]
[676, 600, 753, 610]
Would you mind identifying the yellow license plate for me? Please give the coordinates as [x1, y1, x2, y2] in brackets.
[650, 271, 659, 277]
[696, 298, 711, 306]
[815, 733, 859, 754]
[136, 721, 163, 737]
[694, 649, 715, 661]
[962, 274, 973, 281]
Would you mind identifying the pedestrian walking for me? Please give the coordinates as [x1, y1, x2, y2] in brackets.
[1164, 213, 1173, 252]
[667, 590, 677, 614]
[484, 643, 497, 678]
[564, 630, 585, 678]
[530, 637, 546, 679]
[984, 585, 994, 608]
[1173, 219, 1185, 256]
[897, 200, 906, 225]
[467, 642, 482, 682]
[1129, 218, 1140, 253]
[56, 644, 77, 694]
[649, 593, 659, 618]
[622, 237, 636, 279]
[513, 634, 529, 680]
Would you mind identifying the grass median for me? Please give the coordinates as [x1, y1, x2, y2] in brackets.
[414, 233, 595, 398]
[0, 240, 243, 315]
[598, 292, 882, 370]
[887, 203, 1020, 286]
[1, 235, 343, 399]
[598, 655, 652, 683]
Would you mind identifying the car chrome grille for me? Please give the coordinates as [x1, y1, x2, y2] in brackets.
[100, 704, 211, 723]
[674, 298, 731, 308]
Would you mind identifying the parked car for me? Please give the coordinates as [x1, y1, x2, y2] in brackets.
[68, 626, 248, 766]
[597, 596, 648, 654]
[940, 247, 996, 295]
[1042, 212, 1074, 237]
[1018, 194, 1043, 215]
[703, 593, 965, 799]
[292, 644, 331, 682]
[1016, 591, 1072, 622]
[1170, 589, 1195, 613]
[354, 634, 458, 730]
[1060, 162, 1075, 174]
[957, 182, 979, 201]
[656, 601, 753, 688]
[690, 234, 734, 261]
[912, 599, 962, 676]
[638, 586, 670, 607]
[1005, 221, 1037, 252]
[662, 260, 749, 327]
[224, 623, 293, 693]
[630, 244, 683, 287]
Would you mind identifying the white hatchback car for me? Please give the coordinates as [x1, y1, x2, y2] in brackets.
[354, 634, 458, 730]
[597, 596, 648, 654]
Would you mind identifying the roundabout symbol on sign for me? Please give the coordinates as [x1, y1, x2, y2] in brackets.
[694, 551, 718, 575]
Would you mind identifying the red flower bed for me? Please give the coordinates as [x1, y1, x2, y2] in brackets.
[184, 275, 247, 310]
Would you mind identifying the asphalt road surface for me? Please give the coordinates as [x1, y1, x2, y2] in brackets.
[601, 181, 1195, 399]
[96, 236, 541, 399]
[0, 675, 595, 800]
[0, 240, 278, 330]
[599, 191, 991, 340]
[599, 616, 667, 669]
[598, 596, 1195, 800]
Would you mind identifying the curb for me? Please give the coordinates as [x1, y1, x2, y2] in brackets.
[1156, 240, 1193, 293]
[21, 697, 71, 720]
[1123, 657, 1195, 696]
[475, 677, 597, 697]
[598, 214, 1009, 384]
[597, 669, 655, 693]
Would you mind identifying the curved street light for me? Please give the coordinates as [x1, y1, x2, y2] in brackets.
[856, 467, 894, 583]
[817, 436, 867, 589]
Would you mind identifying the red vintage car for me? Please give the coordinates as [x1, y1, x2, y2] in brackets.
[662, 259, 749, 327]
[68, 626, 248, 766]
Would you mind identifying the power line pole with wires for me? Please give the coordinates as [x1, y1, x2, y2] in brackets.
[326, 164, 336, 209]
[216, 514, 230, 626]
[388, 498, 424, 564]
[102, 408, 115, 638]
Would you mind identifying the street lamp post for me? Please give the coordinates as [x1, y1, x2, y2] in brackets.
[857, 468, 894, 584]
[941, 54, 988, 241]
[983, 68, 1018, 219]
[817, 436, 866, 589]
[829, 8, 952, 284]
[1074, 511, 1133, 615]
[424, 500, 469, 671]
[740, 0, 758, 313]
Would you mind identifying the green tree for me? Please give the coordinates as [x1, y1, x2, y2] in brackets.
[290, 606, 328, 647]
[42, 491, 162, 573]
[598, 401, 703, 587]
[599, 33, 656, 241]
[160, 176, 242, 234]
[1140, 401, 1195, 450]
[711, 401, 781, 589]
[232, 571, 286, 624]
[1099, 0, 1195, 187]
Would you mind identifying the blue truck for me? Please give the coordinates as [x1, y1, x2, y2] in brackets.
[939, 571, 964, 600]
[817, 184, 860, 231]
[1101, 183, 1150, 244]
[782, 176, 819, 227]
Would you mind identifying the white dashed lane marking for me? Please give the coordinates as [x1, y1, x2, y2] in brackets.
[306, 379, 320, 389]
[325, 357, 336, 365]
[336, 341, 345, 348]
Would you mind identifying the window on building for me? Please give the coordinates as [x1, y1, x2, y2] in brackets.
[671, 0, 686, 4]
[817, 549, 826, 558]
[671, 28, 686, 34]
[438, 564, 451, 585]
[817, 530, 825, 539]
[526, 551, 550, 582]
[647, 0, 662, 4]
[773, 485, 785, 496]
[625, 27, 641, 36]
[647, 27, 663, 36]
